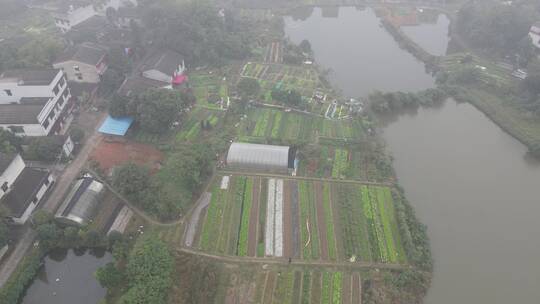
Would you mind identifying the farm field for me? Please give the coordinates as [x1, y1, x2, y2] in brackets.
[175, 107, 224, 143]
[190, 71, 230, 110]
[240, 61, 328, 99]
[171, 251, 364, 304]
[188, 175, 407, 264]
[238, 107, 366, 145]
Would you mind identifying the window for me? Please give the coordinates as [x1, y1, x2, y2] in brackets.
[48, 111, 55, 120]
[44, 179, 50, 186]
[42, 119, 49, 129]
[4, 89, 12, 96]
[73, 65, 80, 72]
[76, 72, 83, 80]
[53, 85, 60, 95]
[31, 197, 38, 204]
[1, 182, 8, 192]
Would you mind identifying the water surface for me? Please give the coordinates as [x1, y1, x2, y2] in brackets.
[22, 248, 112, 304]
[401, 13, 450, 56]
[284, 7, 435, 97]
[381, 100, 540, 304]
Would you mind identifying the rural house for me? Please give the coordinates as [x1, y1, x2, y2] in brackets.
[0, 69, 73, 136]
[53, 42, 108, 83]
[0, 153, 54, 224]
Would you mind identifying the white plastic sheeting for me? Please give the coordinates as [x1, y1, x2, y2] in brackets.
[226, 143, 290, 173]
[265, 178, 275, 256]
[264, 178, 284, 257]
[274, 179, 284, 257]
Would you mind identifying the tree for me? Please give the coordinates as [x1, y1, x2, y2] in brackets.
[99, 69, 125, 96]
[96, 262, 124, 289]
[109, 94, 131, 117]
[237, 78, 260, 98]
[271, 88, 302, 106]
[299, 39, 312, 54]
[135, 89, 186, 133]
[0, 220, 8, 249]
[117, 235, 173, 304]
[25, 137, 63, 162]
[0, 129, 19, 154]
[31, 210, 53, 226]
[69, 127, 85, 143]
[112, 163, 151, 203]
[36, 223, 60, 247]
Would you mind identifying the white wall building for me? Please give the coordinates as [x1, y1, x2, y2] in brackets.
[529, 22, 540, 49]
[0, 153, 54, 224]
[0, 69, 72, 136]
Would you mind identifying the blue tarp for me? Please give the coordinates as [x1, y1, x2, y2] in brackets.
[98, 115, 134, 136]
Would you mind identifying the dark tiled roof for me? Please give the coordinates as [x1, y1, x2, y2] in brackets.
[141, 49, 184, 77]
[0, 152, 16, 173]
[1, 167, 50, 218]
[55, 42, 107, 66]
[0, 104, 43, 124]
[117, 75, 165, 97]
[1, 69, 60, 86]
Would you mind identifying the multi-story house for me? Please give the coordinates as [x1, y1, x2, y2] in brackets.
[0, 69, 72, 136]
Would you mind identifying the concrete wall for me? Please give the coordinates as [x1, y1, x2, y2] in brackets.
[0, 154, 25, 200]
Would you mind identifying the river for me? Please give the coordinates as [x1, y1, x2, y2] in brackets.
[285, 6, 435, 97]
[285, 6, 540, 304]
[22, 248, 112, 304]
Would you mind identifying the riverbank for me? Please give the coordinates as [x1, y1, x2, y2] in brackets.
[377, 9, 540, 157]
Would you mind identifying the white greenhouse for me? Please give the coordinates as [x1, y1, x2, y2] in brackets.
[226, 142, 294, 174]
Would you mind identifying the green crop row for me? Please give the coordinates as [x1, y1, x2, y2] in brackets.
[331, 148, 348, 179]
[322, 184, 337, 260]
[253, 109, 271, 137]
[301, 272, 311, 304]
[299, 181, 312, 259]
[332, 272, 342, 304]
[271, 111, 282, 138]
[237, 178, 253, 256]
[227, 177, 247, 255]
[273, 271, 295, 304]
[321, 272, 332, 304]
[375, 186, 398, 262]
[200, 185, 225, 251]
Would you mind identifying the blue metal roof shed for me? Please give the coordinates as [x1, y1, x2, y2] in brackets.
[98, 115, 134, 136]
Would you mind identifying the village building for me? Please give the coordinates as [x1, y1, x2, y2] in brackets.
[226, 142, 296, 174]
[529, 22, 540, 49]
[118, 49, 187, 96]
[0, 153, 54, 224]
[55, 173, 104, 226]
[53, 0, 138, 33]
[53, 42, 108, 83]
[0, 69, 73, 136]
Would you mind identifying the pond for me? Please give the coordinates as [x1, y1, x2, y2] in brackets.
[22, 248, 112, 304]
[285, 6, 540, 303]
[401, 13, 450, 56]
[284, 6, 435, 97]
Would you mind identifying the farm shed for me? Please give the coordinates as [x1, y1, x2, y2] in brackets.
[55, 174, 104, 226]
[226, 142, 295, 174]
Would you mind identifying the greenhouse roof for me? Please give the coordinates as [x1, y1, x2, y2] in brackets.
[226, 142, 290, 169]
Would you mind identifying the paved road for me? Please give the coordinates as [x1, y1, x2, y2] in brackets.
[184, 192, 211, 247]
[0, 113, 106, 288]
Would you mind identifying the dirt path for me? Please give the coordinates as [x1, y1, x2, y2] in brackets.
[218, 170, 393, 187]
[352, 273, 362, 304]
[262, 271, 276, 304]
[177, 248, 410, 271]
[184, 192, 211, 247]
[247, 178, 261, 257]
[314, 182, 329, 260]
[342, 273, 352, 304]
[282, 180, 293, 258]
